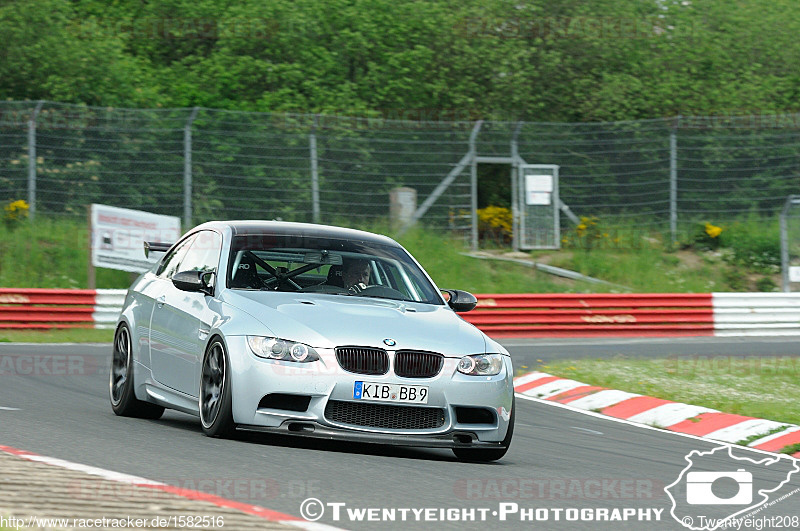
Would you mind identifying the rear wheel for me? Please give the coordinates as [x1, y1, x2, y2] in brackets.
[453, 396, 514, 462]
[200, 339, 236, 437]
[109, 324, 164, 419]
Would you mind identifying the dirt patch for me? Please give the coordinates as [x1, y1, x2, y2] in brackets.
[673, 249, 705, 269]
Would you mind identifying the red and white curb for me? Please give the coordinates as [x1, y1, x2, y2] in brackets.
[514, 372, 800, 458]
[0, 445, 340, 530]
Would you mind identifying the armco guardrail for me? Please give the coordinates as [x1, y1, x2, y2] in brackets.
[713, 293, 800, 337]
[463, 293, 715, 338]
[0, 288, 126, 329]
[2, 289, 800, 337]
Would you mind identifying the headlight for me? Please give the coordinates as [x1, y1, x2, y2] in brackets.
[247, 336, 319, 362]
[457, 354, 504, 376]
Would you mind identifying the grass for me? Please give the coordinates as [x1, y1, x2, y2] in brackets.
[0, 215, 784, 292]
[537, 356, 800, 426]
[0, 328, 114, 343]
[398, 227, 597, 294]
[736, 426, 788, 446]
[780, 442, 800, 455]
[554, 247, 727, 292]
[0, 217, 131, 289]
[0, 217, 598, 293]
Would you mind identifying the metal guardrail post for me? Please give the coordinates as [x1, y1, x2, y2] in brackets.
[669, 120, 679, 245]
[183, 107, 200, 229]
[27, 101, 44, 220]
[469, 120, 483, 251]
[511, 122, 522, 252]
[310, 114, 320, 224]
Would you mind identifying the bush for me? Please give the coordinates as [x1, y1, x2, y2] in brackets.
[721, 220, 780, 274]
[755, 276, 777, 292]
[688, 222, 724, 250]
[476, 206, 512, 245]
[3, 199, 29, 230]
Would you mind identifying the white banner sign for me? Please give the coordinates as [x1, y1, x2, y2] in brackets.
[91, 204, 181, 273]
[525, 174, 553, 205]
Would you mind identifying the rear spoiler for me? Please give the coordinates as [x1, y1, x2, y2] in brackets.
[144, 241, 173, 258]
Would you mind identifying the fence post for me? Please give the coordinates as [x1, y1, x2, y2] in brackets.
[669, 123, 678, 245]
[27, 100, 44, 219]
[310, 114, 320, 224]
[183, 107, 199, 229]
[470, 120, 483, 251]
[510, 121, 523, 252]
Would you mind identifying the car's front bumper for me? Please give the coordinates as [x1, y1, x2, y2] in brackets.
[224, 336, 514, 448]
[237, 420, 508, 449]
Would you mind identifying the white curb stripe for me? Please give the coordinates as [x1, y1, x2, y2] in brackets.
[703, 419, 790, 444]
[512, 371, 552, 387]
[567, 389, 641, 411]
[520, 379, 585, 399]
[13, 452, 163, 486]
[627, 403, 717, 428]
[748, 426, 800, 448]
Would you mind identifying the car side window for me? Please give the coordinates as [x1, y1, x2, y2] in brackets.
[156, 235, 195, 278]
[179, 231, 222, 274]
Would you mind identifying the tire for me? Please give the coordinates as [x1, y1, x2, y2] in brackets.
[453, 396, 515, 462]
[109, 324, 165, 419]
[199, 338, 236, 437]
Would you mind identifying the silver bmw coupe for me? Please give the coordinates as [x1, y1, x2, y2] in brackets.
[109, 221, 514, 461]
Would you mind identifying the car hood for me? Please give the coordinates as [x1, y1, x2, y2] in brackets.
[221, 290, 487, 357]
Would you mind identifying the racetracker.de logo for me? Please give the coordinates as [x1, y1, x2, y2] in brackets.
[453, 477, 664, 500]
[0, 354, 99, 376]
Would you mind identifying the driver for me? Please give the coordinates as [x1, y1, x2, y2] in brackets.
[341, 258, 370, 292]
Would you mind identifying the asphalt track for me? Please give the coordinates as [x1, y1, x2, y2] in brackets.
[1, 339, 799, 530]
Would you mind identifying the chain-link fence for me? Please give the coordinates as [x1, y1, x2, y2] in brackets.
[2, 101, 799, 247]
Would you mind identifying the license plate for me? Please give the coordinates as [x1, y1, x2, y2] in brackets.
[353, 381, 428, 404]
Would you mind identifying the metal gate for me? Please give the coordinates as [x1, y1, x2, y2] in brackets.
[517, 164, 560, 249]
[780, 195, 800, 291]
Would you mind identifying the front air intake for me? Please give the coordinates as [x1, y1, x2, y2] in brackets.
[258, 393, 311, 412]
[325, 400, 445, 430]
[455, 407, 496, 425]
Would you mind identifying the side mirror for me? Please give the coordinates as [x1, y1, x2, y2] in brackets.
[442, 289, 477, 313]
[172, 270, 214, 296]
[144, 241, 173, 258]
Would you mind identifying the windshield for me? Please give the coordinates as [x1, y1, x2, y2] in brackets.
[226, 234, 443, 305]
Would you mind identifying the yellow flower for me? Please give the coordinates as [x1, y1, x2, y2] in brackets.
[477, 206, 512, 235]
[4, 199, 29, 222]
[705, 223, 722, 238]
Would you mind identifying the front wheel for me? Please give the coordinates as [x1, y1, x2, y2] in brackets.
[109, 324, 164, 419]
[200, 338, 236, 437]
[453, 396, 515, 462]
